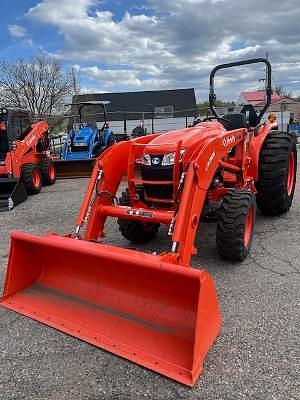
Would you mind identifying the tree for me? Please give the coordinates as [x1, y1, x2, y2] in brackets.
[197, 100, 236, 115]
[0, 55, 78, 130]
[273, 85, 293, 99]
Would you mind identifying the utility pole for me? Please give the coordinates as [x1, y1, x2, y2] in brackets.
[71, 67, 79, 95]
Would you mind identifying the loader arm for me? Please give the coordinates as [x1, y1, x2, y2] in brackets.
[172, 128, 246, 266]
[78, 134, 161, 239]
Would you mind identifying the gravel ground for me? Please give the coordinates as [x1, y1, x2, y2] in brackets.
[0, 156, 299, 400]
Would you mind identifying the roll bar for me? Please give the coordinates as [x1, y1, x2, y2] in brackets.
[66, 101, 111, 124]
[209, 58, 272, 122]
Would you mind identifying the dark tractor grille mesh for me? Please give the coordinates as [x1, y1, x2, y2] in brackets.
[141, 164, 173, 199]
[71, 145, 88, 153]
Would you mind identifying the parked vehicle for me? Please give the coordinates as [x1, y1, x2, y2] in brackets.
[54, 101, 115, 179]
[0, 108, 55, 211]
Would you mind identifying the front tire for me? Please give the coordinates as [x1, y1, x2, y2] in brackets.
[41, 158, 56, 186]
[117, 188, 159, 243]
[256, 131, 297, 214]
[216, 190, 256, 261]
[22, 163, 42, 195]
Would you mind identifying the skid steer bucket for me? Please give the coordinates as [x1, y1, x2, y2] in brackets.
[54, 159, 95, 179]
[0, 231, 221, 386]
[0, 178, 27, 211]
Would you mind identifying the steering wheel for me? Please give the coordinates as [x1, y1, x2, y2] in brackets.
[202, 116, 232, 130]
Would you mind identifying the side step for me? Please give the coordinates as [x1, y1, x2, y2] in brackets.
[0, 178, 28, 211]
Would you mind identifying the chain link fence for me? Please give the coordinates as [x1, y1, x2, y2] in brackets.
[39, 102, 300, 149]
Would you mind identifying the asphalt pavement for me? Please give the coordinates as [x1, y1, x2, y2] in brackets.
[0, 156, 299, 400]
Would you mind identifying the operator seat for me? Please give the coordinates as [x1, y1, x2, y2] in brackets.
[222, 112, 247, 130]
[240, 104, 260, 127]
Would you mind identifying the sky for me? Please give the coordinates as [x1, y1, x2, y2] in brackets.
[1, 0, 300, 101]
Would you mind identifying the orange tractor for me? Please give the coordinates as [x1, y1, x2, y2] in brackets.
[0, 109, 56, 210]
[0, 59, 297, 386]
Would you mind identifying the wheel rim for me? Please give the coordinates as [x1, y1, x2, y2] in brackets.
[32, 169, 41, 188]
[287, 151, 295, 196]
[244, 206, 254, 247]
[48, 162, 55, 180]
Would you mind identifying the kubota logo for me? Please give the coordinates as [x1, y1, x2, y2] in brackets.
[222, 136, 236, 147]
[26, 135, 37, 146]
[152, 157, 160, 165]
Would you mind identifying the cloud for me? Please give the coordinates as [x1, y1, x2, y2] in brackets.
[23, 38, 34, 47]
[8, 24, 28, 38]
[26, 0, 300, 99]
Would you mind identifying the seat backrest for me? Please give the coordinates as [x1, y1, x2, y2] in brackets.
[222, 113, 247, 130]
[240, 104, 260, 127]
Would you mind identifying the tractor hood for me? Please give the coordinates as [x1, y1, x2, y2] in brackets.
[73, 127, 95, 144]
[144, 122, 226, 155]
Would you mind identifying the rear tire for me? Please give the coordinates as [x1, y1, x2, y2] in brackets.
[256, 131, 297, 214]
[216, 190, 256, 261]
[117, 188, 159, 243]
[41, 158, 56, 186]
[22, 163, 42, 195]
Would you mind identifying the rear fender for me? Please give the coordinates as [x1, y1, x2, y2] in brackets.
[248, 123, 277, 181]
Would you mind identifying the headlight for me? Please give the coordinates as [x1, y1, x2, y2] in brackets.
[161, 149, 185, 166]
[141, 149, 185, 166]
[142, 154, 151, 165]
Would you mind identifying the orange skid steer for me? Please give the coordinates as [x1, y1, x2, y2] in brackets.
[0, 59, 297, 386]
[0, 108, 56, 210]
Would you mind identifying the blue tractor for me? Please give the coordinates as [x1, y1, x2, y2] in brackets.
[61, 101, 115, 160]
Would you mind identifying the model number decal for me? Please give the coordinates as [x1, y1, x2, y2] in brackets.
[126, 210, 153, 218]
[205, 150, 216, 171]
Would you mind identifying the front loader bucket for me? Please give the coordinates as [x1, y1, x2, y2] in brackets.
[54, 159, 95, 179]
[0, 178, 28, 211]
[0, 232, 221, 386]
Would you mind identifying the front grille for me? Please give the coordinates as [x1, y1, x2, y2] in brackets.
[141, 164, 173, 199]
[71, 145, 88, 153]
